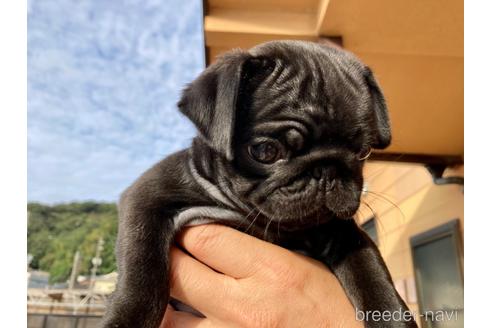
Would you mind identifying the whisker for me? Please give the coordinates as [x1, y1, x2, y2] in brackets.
[277, 217, 282, 239]
[274, 209, 282, 239]
[244, 210, 261, 235]
[360, 201, 387, 248]
[263, 216, 274, 241]
[365, 191, 405, 223]
[356, 198, 376, 221]
[236, 207, 257, 230]
[361, 200, 377, 221]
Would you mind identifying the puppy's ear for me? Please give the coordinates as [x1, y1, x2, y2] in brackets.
[178, 50, 252, 160]
[364, 67, 391, 149]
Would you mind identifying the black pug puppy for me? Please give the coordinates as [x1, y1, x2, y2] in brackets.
[102, 40, 417, 328]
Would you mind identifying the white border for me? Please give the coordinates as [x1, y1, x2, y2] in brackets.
[1, 0, 483, 325]
[0, 0, 27, 325]
[465, 1, 492, 326]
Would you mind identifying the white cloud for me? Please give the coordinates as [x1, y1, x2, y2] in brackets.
[28, 0, 204, 203]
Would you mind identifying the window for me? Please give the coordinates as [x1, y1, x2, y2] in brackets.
[361, 218, 378, 245]
[410, 219, 464, 328]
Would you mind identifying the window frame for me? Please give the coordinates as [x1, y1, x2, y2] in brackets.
[409, 218, 464, 326]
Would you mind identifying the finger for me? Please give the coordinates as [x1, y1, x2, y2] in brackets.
[177, 224, 292, 279]
[169, 246, 236, 317]
[161, 305, 209, 328]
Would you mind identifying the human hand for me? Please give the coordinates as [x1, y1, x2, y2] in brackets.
[161, 224, 363, 328]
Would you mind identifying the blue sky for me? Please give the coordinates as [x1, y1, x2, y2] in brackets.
[28, 0, 204, 204]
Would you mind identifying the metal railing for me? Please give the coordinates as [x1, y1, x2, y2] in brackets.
[27, 313, 102, 328]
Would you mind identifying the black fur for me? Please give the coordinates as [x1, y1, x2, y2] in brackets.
[101, 40, 417, 328]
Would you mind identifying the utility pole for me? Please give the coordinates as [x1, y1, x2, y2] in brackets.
[86, 238, 104, 313]
[68, 251, 81, 290]
[89, 238, 104, 293]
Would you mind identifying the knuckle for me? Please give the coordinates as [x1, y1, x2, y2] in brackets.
[279, 267, 309, 291]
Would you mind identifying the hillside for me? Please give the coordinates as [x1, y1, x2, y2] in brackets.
[27, 202, 118, 283]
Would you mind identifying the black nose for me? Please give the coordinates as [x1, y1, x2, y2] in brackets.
[311, 166, 336, 188]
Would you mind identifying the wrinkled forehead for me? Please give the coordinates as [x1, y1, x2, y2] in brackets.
[247, 42, 368, 126]
[249, 40, 366, 82]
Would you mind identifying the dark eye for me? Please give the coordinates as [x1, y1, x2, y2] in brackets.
[248, 140, 282, 164]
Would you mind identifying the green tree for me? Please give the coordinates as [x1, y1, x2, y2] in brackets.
[27, 202, 118, 283]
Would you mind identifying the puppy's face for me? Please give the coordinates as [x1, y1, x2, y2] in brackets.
[179, 41, 391, 228]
